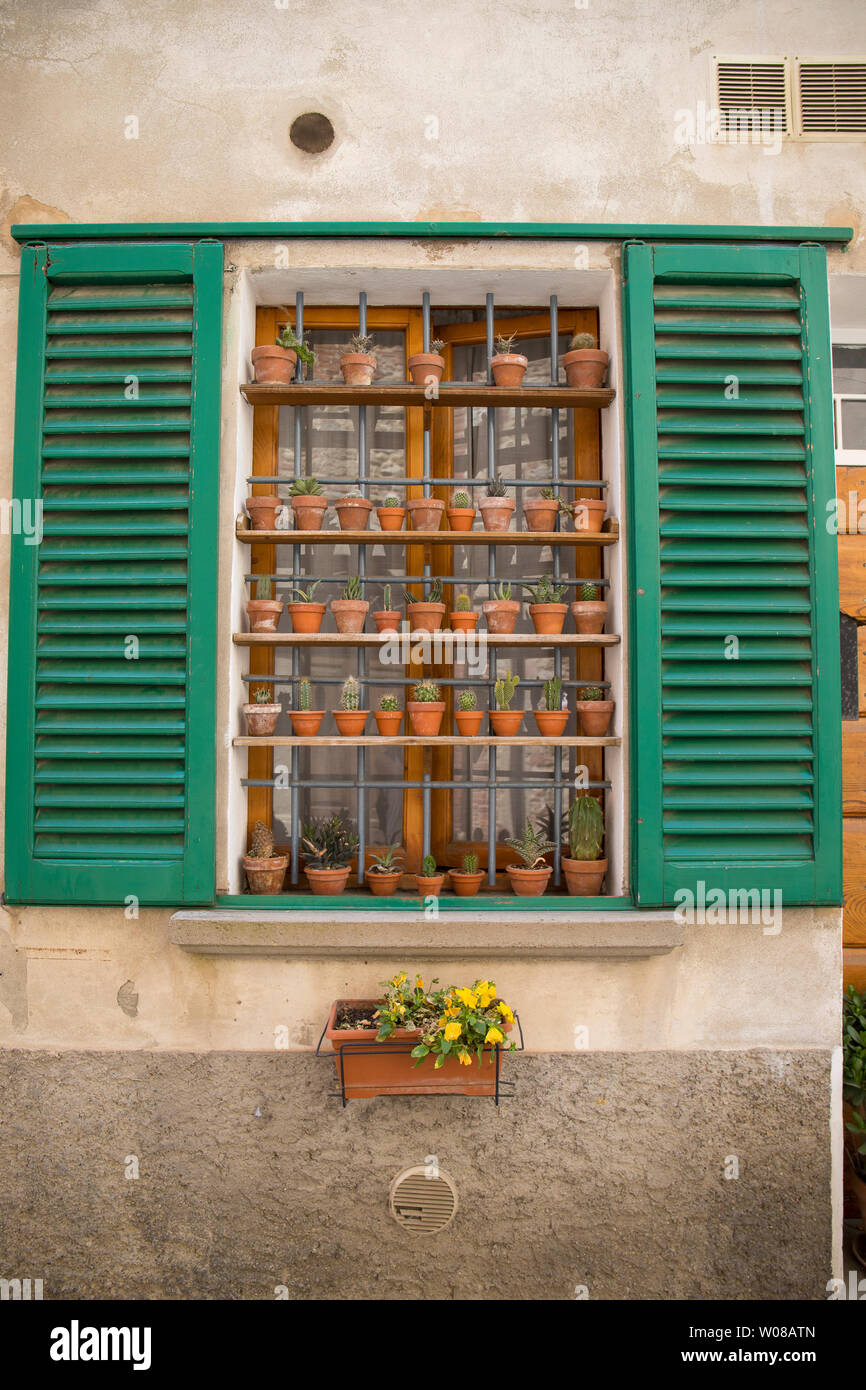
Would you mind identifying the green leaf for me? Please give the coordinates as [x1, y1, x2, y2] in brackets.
[410, 1043, 429, 1059]
[434, 1053, 445, 1069]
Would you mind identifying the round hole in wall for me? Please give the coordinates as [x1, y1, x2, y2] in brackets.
[289, 112, 335, 154]
[389, 1165, 458, 1236]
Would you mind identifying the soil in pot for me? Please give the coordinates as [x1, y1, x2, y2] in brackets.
[491, 353, 528, 387]
[374, 709, 403, 735]
[367, 869, 403, 897]
[571, 600, 608, 635]
[246, 495, 285, 531]
[482, 599, 521, 634]
[373, 609, 402, 633]
[562, 348, 609, 389]
[449, 610, 479, 632]
[286, 602, 326, 634]
[489, 709, 524, 736]
[291, 495, 328, 531]
[523, 498, 559, 532]
[562, 855, 607, 896]
[305, 866, 352, 895]
[407, 352, 445, 385]
[333, 709, 369, 736]
[408, 702, 445, 736]
[478, 497, 515, 532]
[251, 345, 296, 385]
[407, 603, 447, 633]
[406, 497, 446, 531]
[506, 864, 553, 896]
[528, 603, 567, 635]
[246, 598, 283, 634]
[243, 702, 281, 736]
[289, 710, 324, 736]
[415, 873, 445, 898]
[340, 353, 376, 386]
[446, 506, 475, 531]
[533, 709, 569, 736]
[577, 700, 614, 737]
[331, 600, 369, 634]
[243, 854, 288, 894]
[376, 506, 405, 531]
[449, 870, 486, 897]
[571, 498, 607, 533]
[454, 709, 484, 736]
[335, 497, 373, 531]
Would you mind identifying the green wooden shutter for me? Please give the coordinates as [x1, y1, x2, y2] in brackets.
[623, 242, 842, 906]
[5, 241, 221, 905]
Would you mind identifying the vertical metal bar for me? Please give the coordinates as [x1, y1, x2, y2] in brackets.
[550, 296, 562, 886]
[488, 746, 497, 889]
[486, 292, 497, 887]
[422, 773, 431, 863]
[291, 291, 304, 884]
[422, 291, 432, 497]
[356, 292, 367, 883]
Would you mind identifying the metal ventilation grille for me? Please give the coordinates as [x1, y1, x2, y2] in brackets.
[798, 61, 866, 134]
[716, 60, 790, 134]
[389, 1167, 458, 1236]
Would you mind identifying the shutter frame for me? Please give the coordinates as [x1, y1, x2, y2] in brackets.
[5, 240, 221, 905]
[623, 241, 842, 907]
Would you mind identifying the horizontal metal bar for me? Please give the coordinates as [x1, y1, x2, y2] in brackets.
[243, 674, 609, 687]
[245, 779, 610, 790]
[247, 574, 608, 587]
[247, 476, 608, 488]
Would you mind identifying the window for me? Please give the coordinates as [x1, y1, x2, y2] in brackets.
[833, 344, 866, 466]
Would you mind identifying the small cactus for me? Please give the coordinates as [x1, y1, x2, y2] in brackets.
[341, 676, 360, 711]
[569, 331, 596, 351]
[430, 338, 445, 354]
[382, 495, 401, 509]
[579, 582, 600, 602]
[297, 677, 312, 712]
[494, 333, 518, 355]
[457, 690, 477, 712]
[580, 685, 605, 702]
[494, 671, 519, 710]
[568, 795, 604, 862]
[382, 583, 392, 612]
[540, 487, 556, 500]
[507, 818, 556, 870]
[348, 332, 374, 354]
[486, 478, 509, 498]
[524, 574, 567, 604]
[421, 854, 437, 878]
[543, 675, 562, 712]
[428, 577, 444, 604]
[341, 575, 363, 601]
[255, 575, 273, 601]
[379, 693, 399, 712]
[452, 490, 471, 509]
[412, 680, 440, 703]
[249, 820, 275, 859]
[462, 851, 478, 874]
[456, 593, 471, 612]
[253, 685, 274, 704]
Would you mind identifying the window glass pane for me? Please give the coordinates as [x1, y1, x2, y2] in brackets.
[832, 344, 866, 395]
[840, 398, 866, 451]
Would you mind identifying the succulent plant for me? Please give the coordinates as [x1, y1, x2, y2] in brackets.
[381, 583, 393, 611]
[540, 487, 556, 500]
[253, 685, 274, 704]
[369, 844, 403, 873]
[430, 338, 445, 354]
[412, 680, 440, 703]
[452, 490, 471, 509]
[286, 579, 322, 603]
[569, 331, 597, 351]
[347, 332, 374, 354]
[341, 676, 360, 711]
[494, 333, 518, 355]
[301, 814, 359, 871]
[428, 577, 444, 604]
[457, 689, 477, 712]
[421, 854, 438, 878]
[340, 575, 363, 602]
[491, 580, 512, 602]
[568, 795, 604, 862]
[461, 851, 478, 874]
[494, 671, 519, 710]
[580, 685, 605, 702]
[276, 326, 315, 367]
[289, 477, 324, 496]
[249, 820, 276, 860]
[254, 575, 273, 601]
[456, 593, 472, 612]
[486, 478, 509, 498]
[403, 589, 417, 606]
[579, 581, 601, 602]
[507, 818, 556, 870]
[297, 677, 312, 712]
[543, 675, 562, 712]
[524, 574, 568, 604]
[379, 693, 399, 712]
[382, 495, 401, 509]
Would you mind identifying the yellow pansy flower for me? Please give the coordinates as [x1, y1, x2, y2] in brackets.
[446, 1006, 459, 1018]
[485, 1026, 504, 1044]
[458, 1052, 472, 1066]
[444, 1021, 462, 1041]
[497, 1003, 514, 1023]
[455, 988, 477, 1008]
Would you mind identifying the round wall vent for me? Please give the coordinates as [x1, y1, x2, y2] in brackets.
[389, 1166, 458, 1236]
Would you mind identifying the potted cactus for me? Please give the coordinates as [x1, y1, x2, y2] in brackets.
[405, 579, 447, 633]
[372, 582, 401, 634]
[489, 671, 522, 736]
[251, 325, 314, 385]
[376, 494, 406, 531]
[450, 592, 478, 633]
[367, 844, 404, 897]
[334, 489, 373, 532]
[534, 675, 569, 736]
[490, 332, 528, 387]
[562, 795, 607, 896]
[408, 680, 445, 737]
[242, 819, 288, 895]
[301, 814, 359, 895]
[289, 676, 324, 737]
[245, 491, 285, 532]
[506, 818, 555, 896]
[571, 580, 608, 635]
[454, 688, 484, 736]
[449, 851, 485, 898]
[406, 493, 446, 532]
[289, 476, 328, 531]
[524, 574, 569, 635]
[340, 332, 377, 386]
[374, 692, 403, 736]
[333, 675, 369, 736]
[523, 487, 560, 533]
[415, 854, 445, 897]
[243, 683, 281, 737]
[577, 684, 613, 737]
[478, 479, 514, 532]
[331, 575, 369, 634]
[482, 580, 520, 634]
[285, 578, 326, 634]
[562, 330, 609, 390]
[246, 575, 283, 634]
[446, 488, 475, 531]
[407, 338, 445, 386]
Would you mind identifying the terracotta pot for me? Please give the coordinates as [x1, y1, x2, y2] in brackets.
[376, 506, 405, 531]
[335, 497, 373, 531]
[450, 610, 479, 632]
[562, 855, 607, 896]
[571, 498, 607, 533]
[406, 497, 446, 531]
[529, 603, 567, 635]
[489, 709, 524, 736]
[454, 709, 484, 736]
[367, 869, 403, 897]
[324, 999, 505, 1098]
[408, 701, 445, 737]
[289, 710, 324, 736]
[534, 709, 569, 736]
[506, 864, 553, 896]
[330, 599, 369, 634]
[407, 352, 445, 385]
[449, 870, 485, 897]
[415, 874, 445, 898]
[523, 498, 559, 531]
[478, 497, 515, 532]
[562, 348, 609, 389]
[483, 599, 521, 634]
[286, 602, 326, 634]
[447, 506, 476, 531]
[251, 345, 296, 385]
[571, 600, 608, 635]
[305, 866, 352, 895]
[246, 495, 285, 531]
[243, 702, 281, 736]
[243, 853, 288, 894]
[372, 609, 402, 633]
[291, 495, 328, 531]
[491, 352, 528, 387]
[340, 353, 377, 386]
[374, 709, 403, 735]
[246, 598, 283, 634]
[577, 700, 614, 736]
[333, 709, 369, 736]
[407, 602, 447, 633]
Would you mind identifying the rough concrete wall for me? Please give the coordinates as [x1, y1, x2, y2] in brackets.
[0, 1048, 832, 1300]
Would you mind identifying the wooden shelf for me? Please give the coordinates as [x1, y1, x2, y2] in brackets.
[236, 525, 618, 546]
[241, 382, 615, 410]
[234, 735, 621, 747]
[234, 632, 620, 648]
